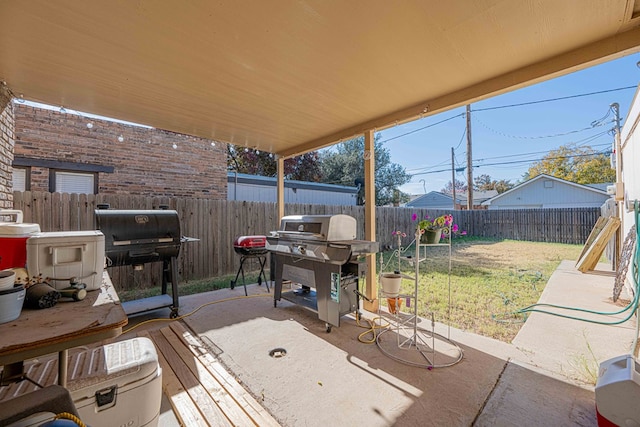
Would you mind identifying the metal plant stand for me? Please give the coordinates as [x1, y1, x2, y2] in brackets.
[376, 227, 463, 369]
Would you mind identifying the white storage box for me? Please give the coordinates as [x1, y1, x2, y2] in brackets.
[70, 337, 162, 427]
[1, 337, 162, 427]
[26, 230, 105, 290]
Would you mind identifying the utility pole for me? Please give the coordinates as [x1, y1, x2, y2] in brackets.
[610, 102, 623, 267]
[451, 147, 456, 210]
[466, 104, 473, 210]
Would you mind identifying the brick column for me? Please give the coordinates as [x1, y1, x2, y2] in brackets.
[0, 85, 15, 209]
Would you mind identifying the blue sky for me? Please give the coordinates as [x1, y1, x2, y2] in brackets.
[380, 53, 640, 196]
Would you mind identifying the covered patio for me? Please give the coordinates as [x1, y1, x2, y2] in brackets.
[107, 261, 635, 425]
[2, 1, 640, 425]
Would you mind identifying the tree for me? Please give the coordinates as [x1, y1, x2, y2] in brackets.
[524, 143, 615, 184]
[320, 134, 411, 206]
[227, 145, 322, 182]
[441, 179, 467, 194]
[473, 174, 515, 194]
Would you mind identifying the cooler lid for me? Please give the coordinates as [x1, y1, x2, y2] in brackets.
[0, 223, 41, 236]
[67, 337, 159, 398]
[26, 230, 104, 243]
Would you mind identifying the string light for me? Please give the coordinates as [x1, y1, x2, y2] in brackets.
[117, 135, 124, 142]
[86, 122, 93, 129]
[172, 143, 177, 149]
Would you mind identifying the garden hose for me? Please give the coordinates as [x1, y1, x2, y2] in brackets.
[122, 293, 273, 334]
[497, 202, 640, 327]
[53, 412, 86, 426]
[355, 315, 391, 344]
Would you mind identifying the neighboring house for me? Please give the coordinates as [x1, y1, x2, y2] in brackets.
[228, 172, 357, 206]
[405, 190, 497, 210]
[481, 174, 611, 209]
[11, 102, 227, 199]
[405, 191, 455, 209]
[620, 84, 640, 242]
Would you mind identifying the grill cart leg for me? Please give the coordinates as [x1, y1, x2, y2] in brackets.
[230, 256, 249, 296]
[257, 255, 270, 292]
[163, 257, 180, 318]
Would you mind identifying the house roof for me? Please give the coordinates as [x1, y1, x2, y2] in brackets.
[1, 1, 640, 158]
[227, 172, 357, 194]
[405, 191, 454, 208]
[481, 174, 609, 205]
[445, 190, 499, 204]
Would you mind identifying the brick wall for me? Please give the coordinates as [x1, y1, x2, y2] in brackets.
[14, 104, 228, 199]
[0, 86, 14, 209]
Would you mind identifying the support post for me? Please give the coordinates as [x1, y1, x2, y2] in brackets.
[276, 156, 285, 222]
[466, 104, 473, 210]
[363, 130, 378, 312]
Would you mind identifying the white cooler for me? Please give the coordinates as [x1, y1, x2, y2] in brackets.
[1, 337, 162, 427]
[26, 230, 105, 290]
[70, 337, 162, 427]
[595, 354, 640, 426]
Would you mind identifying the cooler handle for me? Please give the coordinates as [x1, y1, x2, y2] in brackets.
[0, 209, 23, 223]
[49, 244, 87, 266]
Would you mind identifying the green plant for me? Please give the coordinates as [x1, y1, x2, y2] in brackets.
[414, 213, 452, 231]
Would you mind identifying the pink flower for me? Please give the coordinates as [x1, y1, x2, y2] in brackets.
[411, 213, 418, 221]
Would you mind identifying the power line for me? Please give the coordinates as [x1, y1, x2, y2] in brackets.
[410, 150, 612, 177]
[473, 85, 637, 112]
[475, 116, 613, 140]
[379, 113, 464, 144]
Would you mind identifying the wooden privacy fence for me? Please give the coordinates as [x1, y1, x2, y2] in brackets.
[11, 191, 601, 290]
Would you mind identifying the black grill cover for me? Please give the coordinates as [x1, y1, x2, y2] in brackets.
[95, 209, 181, 266]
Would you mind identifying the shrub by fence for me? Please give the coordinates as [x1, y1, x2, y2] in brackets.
[10, 191, 600, 290]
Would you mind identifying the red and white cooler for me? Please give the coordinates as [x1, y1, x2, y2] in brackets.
[0, 210, 41, 271]
[595, 354, 640, 426]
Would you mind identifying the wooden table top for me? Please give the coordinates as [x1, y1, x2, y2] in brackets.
[0, 272, 128, 366]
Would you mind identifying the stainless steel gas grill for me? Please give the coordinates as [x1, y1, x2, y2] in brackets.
[95, 207, 195, 318]
[267, 214, 379, 332]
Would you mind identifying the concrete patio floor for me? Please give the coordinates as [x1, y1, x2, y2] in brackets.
[126, 260, 637, 426]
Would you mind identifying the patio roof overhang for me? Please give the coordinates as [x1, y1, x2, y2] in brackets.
[2, 1, 640, 159]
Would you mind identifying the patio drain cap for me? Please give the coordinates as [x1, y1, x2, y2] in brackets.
[269, 348, 287, 358]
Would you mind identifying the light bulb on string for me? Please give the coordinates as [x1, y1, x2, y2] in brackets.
[210, 142, 215, 147]
[86, 122, 93, 129]
[117, 135, 124, 142]
[172, 143, 178, 149]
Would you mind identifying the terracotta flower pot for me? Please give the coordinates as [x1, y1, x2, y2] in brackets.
[387, 297, 403, 314]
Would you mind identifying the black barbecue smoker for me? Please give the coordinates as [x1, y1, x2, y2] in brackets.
[95, 206, 194, 318]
